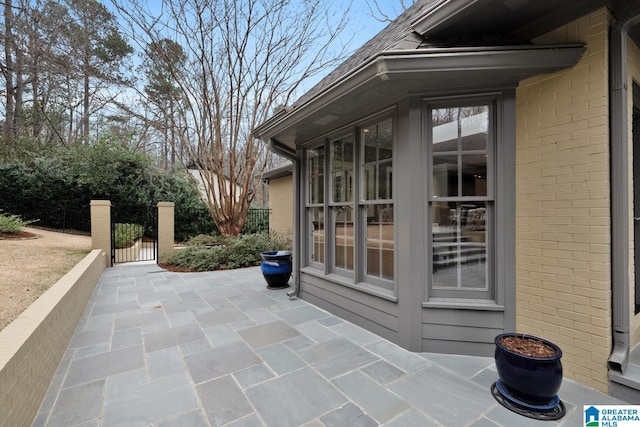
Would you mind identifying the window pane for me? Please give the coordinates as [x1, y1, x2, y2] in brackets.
[378, 162, 393, 200]
[461, 154, 487, 197]
[331, 135, 354, 203]
[307, 147, 324, 204]
[433, 154, 458, 197]
[334, 206, 354, 271]
[460, 106, 488, 152]
[366, 203, 394, 280]
[363, 130, 378, 163]
[309, 207, 324, 264]
[362, 164, 375, 200]
[432, 108, 458, 153]
[432, 202, 487, 290]
[309, 176, 324, 204]
[363, 119, 393, 201]
[378, 118, 393, 160]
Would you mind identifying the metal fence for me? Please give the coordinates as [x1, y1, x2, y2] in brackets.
[0, 199, 91, 235]
[242, 208, 270, 234]
[0, 199, 269, 237]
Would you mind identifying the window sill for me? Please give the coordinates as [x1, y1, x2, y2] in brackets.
[422, 298, 504, 311]
[300, 267, 398, 302]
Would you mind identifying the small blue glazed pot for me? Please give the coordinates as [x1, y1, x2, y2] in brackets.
[494, 333, 563, 407]
[260, 251, 292, 289]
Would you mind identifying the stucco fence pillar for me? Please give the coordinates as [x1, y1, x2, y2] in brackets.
[157, 201, 175, 261]
[90, 200, 112, 267]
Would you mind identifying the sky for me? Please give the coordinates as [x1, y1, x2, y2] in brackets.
[294, 0, 407, 95]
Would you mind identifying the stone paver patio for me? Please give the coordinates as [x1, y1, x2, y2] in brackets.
[32, 263, 627, 426]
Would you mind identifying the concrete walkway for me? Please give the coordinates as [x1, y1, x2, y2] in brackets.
[33, 263, 626, 427]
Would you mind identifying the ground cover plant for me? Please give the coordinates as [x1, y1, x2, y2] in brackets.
[161, 232, 292, 272]
[0, 211, 37, 235]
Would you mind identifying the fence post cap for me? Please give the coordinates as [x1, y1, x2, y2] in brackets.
[157, 202, 175, 207]
[90, 200, 112, 206]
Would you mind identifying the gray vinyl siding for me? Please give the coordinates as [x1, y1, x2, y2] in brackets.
[299, 271, 400, 343]
[421, 308, 506, 356]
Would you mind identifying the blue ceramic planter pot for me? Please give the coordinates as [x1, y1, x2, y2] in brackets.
[494, 333, 563, 408]
[260, 251, 292, 289]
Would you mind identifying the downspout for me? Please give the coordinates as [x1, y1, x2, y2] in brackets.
[268, 139, 301, 299]
[608, 12, 640, 374]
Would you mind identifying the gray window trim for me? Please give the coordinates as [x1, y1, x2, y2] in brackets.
[424, 93, 503, 302]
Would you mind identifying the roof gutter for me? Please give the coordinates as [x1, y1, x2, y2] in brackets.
[253, 45, 585, 143]
[268, 139, 301, 299]
[608, 11, 640, 375]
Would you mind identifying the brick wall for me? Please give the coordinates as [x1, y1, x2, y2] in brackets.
[515, 9, 612, 392]
[0, 250, 106, 427]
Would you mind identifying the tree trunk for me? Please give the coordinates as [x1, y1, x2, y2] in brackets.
[4, 0, 15, 144]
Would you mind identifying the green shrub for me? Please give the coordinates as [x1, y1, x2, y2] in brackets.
[184, 234, 228, 247]
[113, 223, 144, 248]
[163, 232, 292, 271]
[0, 212, 37, 233]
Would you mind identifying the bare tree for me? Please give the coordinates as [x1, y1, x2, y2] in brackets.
[365, 0, 414, 23]
[3, 0, 16, 144]
[113, 0, 351, 236]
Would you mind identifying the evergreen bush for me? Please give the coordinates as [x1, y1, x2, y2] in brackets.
[162, 232, 292, 271]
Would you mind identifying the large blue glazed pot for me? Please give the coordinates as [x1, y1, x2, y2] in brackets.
[494, 333, 563, 408]
[260, 251, 292, 289]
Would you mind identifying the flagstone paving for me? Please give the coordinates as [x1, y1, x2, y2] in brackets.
[32, 263, 628, 426]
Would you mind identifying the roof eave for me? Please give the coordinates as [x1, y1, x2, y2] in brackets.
[253, 44, 586, 146]
[411, 0, 493, 36]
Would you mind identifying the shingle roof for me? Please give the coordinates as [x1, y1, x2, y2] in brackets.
[294, 0, 442, 106]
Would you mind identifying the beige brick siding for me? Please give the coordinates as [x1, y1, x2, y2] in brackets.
[629, 36, 640, 348]
[515, 9, 611, 392]
[268, 175, 294, 236]
[0, 250, 106, 427]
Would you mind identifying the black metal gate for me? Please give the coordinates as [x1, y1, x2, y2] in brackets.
[111, 205, 158, 264]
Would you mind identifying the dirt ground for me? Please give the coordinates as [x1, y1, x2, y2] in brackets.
[0, 227, 91, 331]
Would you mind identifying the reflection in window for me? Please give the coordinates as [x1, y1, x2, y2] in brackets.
[432, 202, 487, 290]
[309, 207, 324, 263]
[334, 206, 354, 270]
[432, 106, 488, 198]
[330, 134, 355, 273]
[331, 135, 354, 203]
[430, 104, 491, 296]
[308, 148, 324, 204]
[365, 203, 394, 280]
[307, 146, 325, 266]
[362, 118, 394, 282]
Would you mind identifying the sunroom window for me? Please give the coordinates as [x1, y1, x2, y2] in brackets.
[304, 113, 395, 290]
[429, 103, 493, 299]
[361, 118, 394, 284]
[306, 146, 325, 266]
[330, 134, 355, 274]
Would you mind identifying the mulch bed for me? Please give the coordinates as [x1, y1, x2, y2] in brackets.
[158, 263, 195, 273]
[0, 231, 38, 240]
[500, 336, 557, 357]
